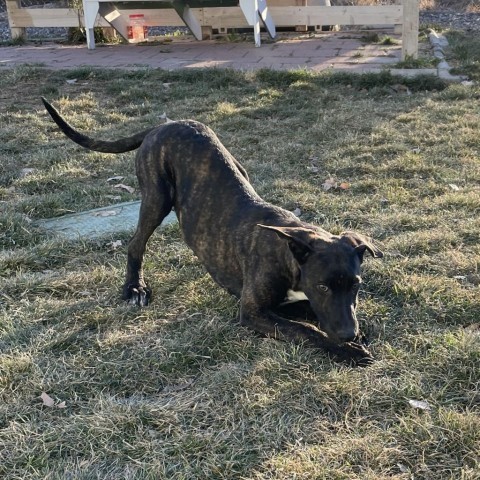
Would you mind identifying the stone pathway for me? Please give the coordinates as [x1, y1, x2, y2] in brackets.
[0, 32, 436, 75]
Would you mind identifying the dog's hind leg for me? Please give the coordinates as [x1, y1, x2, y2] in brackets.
[123, 180, 173, 307]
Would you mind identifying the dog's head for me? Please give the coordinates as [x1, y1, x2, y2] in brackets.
[258, 225, 383, 344]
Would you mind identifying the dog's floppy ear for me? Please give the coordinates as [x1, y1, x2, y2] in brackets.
[341, 231, 384, 261]
[257, 225, 314, 264]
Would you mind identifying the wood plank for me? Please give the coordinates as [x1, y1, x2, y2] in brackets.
[115, 5, 404, 28]
[6, 0, 26, 37]
[8, 8, 110, 27]
[270, 6, 403, 26]
[402, 0, 419, 59]
[172, 0, 203, 39]
[8, 5, 403, 30]
[188, 6, 404, 28]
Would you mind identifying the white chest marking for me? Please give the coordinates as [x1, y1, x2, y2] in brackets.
[283, 289, 309, 304]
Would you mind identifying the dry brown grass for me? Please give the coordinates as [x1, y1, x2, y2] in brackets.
[1, 66, 479, 479]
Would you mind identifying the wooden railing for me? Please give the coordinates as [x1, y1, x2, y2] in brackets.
[5, 0, 419, 58]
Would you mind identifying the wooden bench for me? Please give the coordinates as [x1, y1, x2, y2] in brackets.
[6, 0, 419, 59]
[83, 0, 276, 48]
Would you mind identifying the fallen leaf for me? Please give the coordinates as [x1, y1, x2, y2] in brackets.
[57, 401, 67, 409]
[411, 147, 421, 154]
[339, 182, 350, 190]
[163, 379, 194, 393]
[66, 78, 78, 84]
[159, 112, 173, 124]
[108, 240, 123, 250]
[20, 168, 36, 178]
[408, 399, 431, 411]
[307, 166, 319, 173]
[40, 392, 55, 407]
[322, 177, 337, 191]
[162, 83, 172, 88]
[448, 184, 460, 191]
[107, 176, 124, 182]
[92, 210, 118, 217]
[397, 463, 409, 473]
[114, 183, 135, 194]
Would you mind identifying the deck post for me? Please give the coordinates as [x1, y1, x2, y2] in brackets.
[402, 0, 419, 59]
[6, 0, 26, 39]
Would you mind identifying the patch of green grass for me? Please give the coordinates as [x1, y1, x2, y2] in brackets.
[0, 35, 27, 46]
[394, 54, 440, 69]
[445, 30, 480, 81]
[361, 31, 381, 43]
[0, 66, 479, 479]
[379, 36, 398, 46]
[359, 33, 399, 46]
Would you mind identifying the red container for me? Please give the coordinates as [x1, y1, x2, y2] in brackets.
[127, 14, 148, 42]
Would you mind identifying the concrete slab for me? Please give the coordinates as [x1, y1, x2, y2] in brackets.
[34, 201, 177, 240]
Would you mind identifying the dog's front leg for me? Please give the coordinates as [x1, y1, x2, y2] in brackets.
[123, 185, 173, 306]
[240, 291, 373, 366]
[272, 301, 370, 347]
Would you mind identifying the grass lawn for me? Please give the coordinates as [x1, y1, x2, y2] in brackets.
[0, 66, 479, 479]
[445, 30, 480, 82]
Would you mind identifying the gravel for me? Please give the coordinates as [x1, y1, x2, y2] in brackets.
[420, 10, 480, 31]
[0, 2, 479, 42]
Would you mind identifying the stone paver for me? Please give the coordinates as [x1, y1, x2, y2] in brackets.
[0, 31, 460, 80]
[0, 33, 408, 73]
[34, 201, 177, 239]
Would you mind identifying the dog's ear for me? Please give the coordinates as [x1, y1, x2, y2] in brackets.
[341, 231, 384, 261]
[257, 225, 314, 264]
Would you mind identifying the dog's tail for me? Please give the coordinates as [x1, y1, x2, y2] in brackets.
[41, 97, 157, 154]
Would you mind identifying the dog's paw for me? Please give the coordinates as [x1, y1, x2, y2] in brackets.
[123, 285, 151, 307]
[335, 341, 374, 367]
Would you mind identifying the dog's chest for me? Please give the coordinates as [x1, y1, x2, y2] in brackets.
[282, 289, 309, 304]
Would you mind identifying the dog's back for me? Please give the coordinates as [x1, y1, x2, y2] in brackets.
[136, 120, 300, 296]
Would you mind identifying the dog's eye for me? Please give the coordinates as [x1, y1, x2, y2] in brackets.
[318, 284, 329, 292]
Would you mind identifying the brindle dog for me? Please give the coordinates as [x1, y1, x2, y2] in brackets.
[42, 98, 383, 365]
